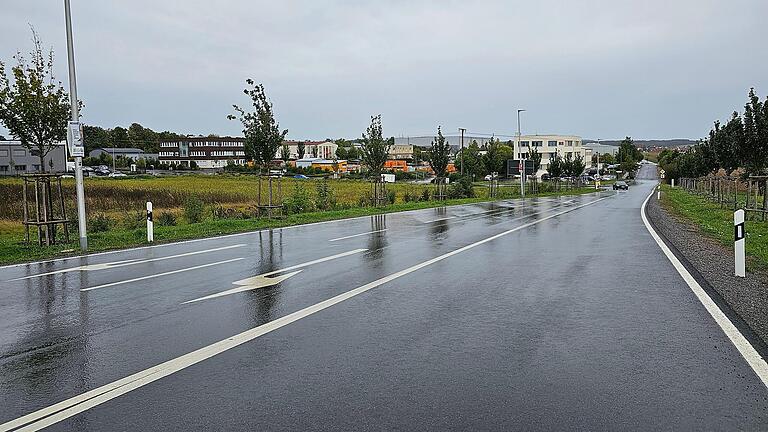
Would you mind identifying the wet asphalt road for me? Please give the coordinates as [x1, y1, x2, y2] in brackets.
[1, 165, 768, 431]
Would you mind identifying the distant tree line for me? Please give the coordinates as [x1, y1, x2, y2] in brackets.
[659, 88, 768, 180]
[83, 123, 186, 155]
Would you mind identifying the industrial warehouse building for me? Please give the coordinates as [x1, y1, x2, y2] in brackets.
[0, 141, 67, 175]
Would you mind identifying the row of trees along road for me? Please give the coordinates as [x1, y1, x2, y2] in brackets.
[659, 88, 768, 180]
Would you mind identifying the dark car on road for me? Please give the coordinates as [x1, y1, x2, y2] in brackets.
[613, 180, 628, 190]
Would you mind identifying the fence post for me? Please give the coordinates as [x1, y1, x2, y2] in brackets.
[146, 201, 154, 243]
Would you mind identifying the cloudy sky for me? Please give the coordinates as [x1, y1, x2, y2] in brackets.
[1, 0, 767, 141]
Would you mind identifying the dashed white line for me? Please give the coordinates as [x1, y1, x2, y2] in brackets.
[328, 230, 388, 242]
[0, 195, 607, 432]
[81, 258, 245, 292]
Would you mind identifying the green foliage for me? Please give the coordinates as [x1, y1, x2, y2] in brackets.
[387, 189, 396, 205]
[0, 29, 73, 172]
[183, 197, 204, 223]
[617, 137, 643, 175]
[284, 184, 315, 214]
[297, 141, 306, 159]
[457, 140, 484, 179]
[421, 188, 431, 201]
[360, 115, 393, 177]
[122, 209, 145, 230]
[228, 80, 288, 170]
[571, 154, 586, 177]
[482, 139, 514, 175]
[280, 143, 290, 162]
[447, 176, 475, 199]
[426, 126, 451, 178]
[89, 213, 112, 233]
[527, 146, 542, 173]
[403, 189, 416, 202]
[157, 211, 177, 226]
[548, 153, 563, 178]
[315, 180, 336, 210]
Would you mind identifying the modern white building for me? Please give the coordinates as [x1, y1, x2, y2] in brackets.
[513, 135, 592, 176]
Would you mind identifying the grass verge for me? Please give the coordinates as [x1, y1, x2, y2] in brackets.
[0, 187, 600, 266]
[660, 185, 768, 270]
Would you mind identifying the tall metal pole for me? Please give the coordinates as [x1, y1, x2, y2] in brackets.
[458, 128, 466, 176]
[517, 109, 525, 198]
[65, 0, 88, 250]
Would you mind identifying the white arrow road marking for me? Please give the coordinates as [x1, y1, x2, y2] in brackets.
[328, 230, 387, 242]
[81, 258, 245, 292]
[181, 248, 367, 304]
[182, 270, 303, 304]
[0, 196, 608, 432]
[10, 244, 245, 281]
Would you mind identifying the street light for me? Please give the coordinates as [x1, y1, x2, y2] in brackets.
[64, 0, 88, 250]
[458, 128, 466, 176]
[517, 109, 525, 198]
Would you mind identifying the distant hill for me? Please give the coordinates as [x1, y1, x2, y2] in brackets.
[583, 139, 697, 149]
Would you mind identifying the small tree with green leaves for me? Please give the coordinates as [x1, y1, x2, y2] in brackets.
[548, 152, 563, 178]
[360, 115, 393, 205]
[426, 126, 451, 199]
[280, 142, 290, 163]
[527, 146, 542, 173]
[0, 29, 75, 172]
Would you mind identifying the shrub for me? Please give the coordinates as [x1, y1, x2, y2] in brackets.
[315, 180, 336, 211]
[183, 197, 204, 223]
[387, 189, 396, 205]
[157, 211, 177, 226]
[284, 184, 315, 214]
[122, 209, 145, 230]
[447, 176, 475, 199]
[421, 188, 431, 201]
[89, 213, 112, 233]
[403, 189, 415, 203]
[358, 191, 372, 207]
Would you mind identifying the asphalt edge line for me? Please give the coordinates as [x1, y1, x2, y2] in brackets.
[0, 195, 609, 432]
[640, 188, 768, 389]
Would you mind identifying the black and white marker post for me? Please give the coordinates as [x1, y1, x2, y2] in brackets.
[147, 201, 154, 243]
[734, 209, 745, 277]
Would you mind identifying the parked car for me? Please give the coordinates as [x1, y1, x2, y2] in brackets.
[293, 174, 309, 179]
[613, 181, 629, 190]
[108, 172, 127, 178]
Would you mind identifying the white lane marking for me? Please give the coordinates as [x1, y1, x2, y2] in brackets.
[641, 189, 768, 389]
[80, 258, 245, 292]
[181, 249, 368, 304]
[9, 244, 246, 281]
[0, 195, 607, 432]
[182, 270, 303, 304]
[422, 216, 456, 223]
[328, 229, 388, 242]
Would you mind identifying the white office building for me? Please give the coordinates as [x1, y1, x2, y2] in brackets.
[513, 135, 592, 176]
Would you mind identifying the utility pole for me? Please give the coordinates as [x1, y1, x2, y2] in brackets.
[517, 109, 526, 198]
[458, 128, 466, 176]
[64, 0, 88, 250]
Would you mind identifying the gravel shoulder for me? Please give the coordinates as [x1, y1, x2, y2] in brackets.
[646, 193, 768, 346]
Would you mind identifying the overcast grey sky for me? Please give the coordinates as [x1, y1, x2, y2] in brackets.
[1, 0, 767, 141]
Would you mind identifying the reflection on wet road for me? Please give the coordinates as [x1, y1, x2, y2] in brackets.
[2, 174, 768, 431]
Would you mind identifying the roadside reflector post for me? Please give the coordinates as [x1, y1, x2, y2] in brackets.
[657, 183, 661, 200]
[671, 178, 675, 188]
[734, 209, 745, 277]
[147, 201, 154, 243]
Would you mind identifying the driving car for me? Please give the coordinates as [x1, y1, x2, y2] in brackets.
[613, 180, 628, 190]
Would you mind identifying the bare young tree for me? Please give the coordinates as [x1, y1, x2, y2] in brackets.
[0, 29, 75, 172]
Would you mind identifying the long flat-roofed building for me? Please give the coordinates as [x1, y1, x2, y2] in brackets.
[159, 137, 247, 169]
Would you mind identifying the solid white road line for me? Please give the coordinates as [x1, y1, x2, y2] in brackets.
[0, 195, 607, 432]
[181, 249, 368, 304]
[9, 244, 246, 281]
[640, 189, 768, 389]
[80, 258, 245, 292]
[328, 230, 388, 242]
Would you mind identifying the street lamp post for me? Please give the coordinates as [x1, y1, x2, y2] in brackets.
[458, 128, 466, 176]
[517, 109, 525, 198]
[64, 0, 88, 250]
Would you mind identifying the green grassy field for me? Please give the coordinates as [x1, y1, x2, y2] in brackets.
[0, 174, 600, 265]
[661, 185, 768, 270]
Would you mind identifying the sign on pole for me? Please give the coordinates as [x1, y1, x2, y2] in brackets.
[67, 121, 85, 157]
[147, 202, 154, 243]
[734, 209, 745, 277]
